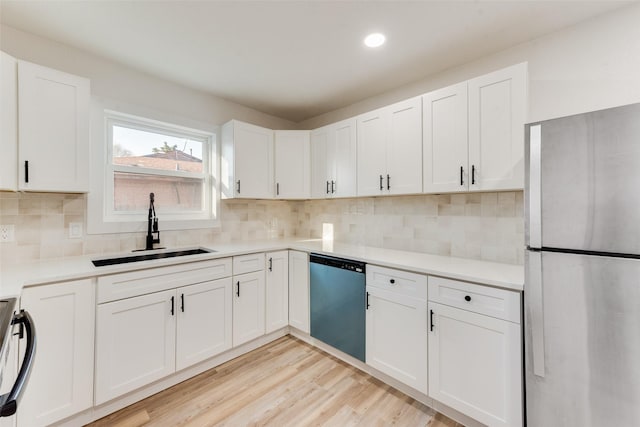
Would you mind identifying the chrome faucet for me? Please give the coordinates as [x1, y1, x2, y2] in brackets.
[146, 192, 160, 250]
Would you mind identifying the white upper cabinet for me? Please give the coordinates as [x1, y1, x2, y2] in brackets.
[423, 82, 469, 193]
[221, 120, 274, 199]
[423, 63, 527, 194]
[274, 130, 310, 199]
[357, 97, 422, 196]
[17, 60, 90, 192]
[468, 62, 527, 191]
[310, 118, 357, 198]
[0, 51, 17, 191]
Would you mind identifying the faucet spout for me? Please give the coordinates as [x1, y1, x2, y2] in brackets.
[145, 192, 160, 250]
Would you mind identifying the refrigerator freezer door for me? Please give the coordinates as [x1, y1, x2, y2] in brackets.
[525, 251, 640, 427]
[528, 103, 640, 255]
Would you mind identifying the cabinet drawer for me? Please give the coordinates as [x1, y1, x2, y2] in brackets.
[366, 265, 427, 300]
[233, 253, 265, 275]
[428, 276, 520, 323]
[97, 258, 232, 303]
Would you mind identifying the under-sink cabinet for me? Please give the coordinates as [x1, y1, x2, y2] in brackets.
[428, 276, 523, 427]
[95, 258, 233, 404]
[365, 265, 428, 394]
[18, 280, 95, 427]
[232, 253, 266, 346]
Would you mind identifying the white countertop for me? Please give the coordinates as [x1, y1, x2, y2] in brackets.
[0, 239, 524, 299]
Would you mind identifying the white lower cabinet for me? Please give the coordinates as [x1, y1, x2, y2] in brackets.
[288, 250, 309, 333]
[96, 289, 176, 405]
[365, 265, 428, 394]
[176, 278, 233, 371]
[428, 278, 523, 427]
[232, 271, 266, 346]
[18, 280, 95, 427]
[265, 251, 289, 333]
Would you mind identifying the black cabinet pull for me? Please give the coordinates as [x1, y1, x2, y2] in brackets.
[464, 295, 471, 302]
[276, 182, 280, 196]
[269, 257, 273, 272]
[430, 309, 434, 331]
[331, 180, 335, 194]
[236, 281, 240, 297]
[387, 174, 390, 190]
[460, 166, 464, 186]
[379, 175, 383, 190]
[181, 293, 185, 312]
[389, 279, 395, 284]
[471, 165, 476, 185]
[24, 161, 29, 183]
[170, 296, 175, 316]
[366, 292, 370, 310]
[326, 181, 330, 194]
[236, 180, 241, 194]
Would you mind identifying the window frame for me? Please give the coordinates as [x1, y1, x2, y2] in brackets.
[87, 108, 219, 235]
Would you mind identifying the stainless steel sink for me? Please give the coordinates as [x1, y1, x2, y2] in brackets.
[92, 248, 214, 267]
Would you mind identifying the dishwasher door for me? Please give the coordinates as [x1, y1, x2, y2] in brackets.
[310, 254, 366, 362]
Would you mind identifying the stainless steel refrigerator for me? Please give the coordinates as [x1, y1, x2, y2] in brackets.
[525, 103, 640, 426]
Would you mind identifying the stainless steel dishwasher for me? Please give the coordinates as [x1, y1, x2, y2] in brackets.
[309, 253, 366, 362]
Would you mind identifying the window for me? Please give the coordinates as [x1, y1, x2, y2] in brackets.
[88, 110, 217, 234]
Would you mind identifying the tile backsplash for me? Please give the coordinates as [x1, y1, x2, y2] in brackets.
[0, 191, 524, 266]
[294, 192, 525, 264]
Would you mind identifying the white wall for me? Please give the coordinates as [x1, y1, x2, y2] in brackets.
[299, 3, 640, 129]
[0, 24, 296, 130]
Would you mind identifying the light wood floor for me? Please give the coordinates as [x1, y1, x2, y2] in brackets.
[87, 336, 463, 427]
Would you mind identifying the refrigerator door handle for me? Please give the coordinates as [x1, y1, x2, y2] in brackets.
[528, 124, 542, 248]
[528, 250, 546, 377]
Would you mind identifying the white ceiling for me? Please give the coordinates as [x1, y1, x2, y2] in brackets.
[0, 1, 631, 122]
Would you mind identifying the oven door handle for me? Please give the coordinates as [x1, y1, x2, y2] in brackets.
[0, 310, 36, 417]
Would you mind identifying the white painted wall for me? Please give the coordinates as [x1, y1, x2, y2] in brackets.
[299, 3, 640, 129]
[0, 24, 296, 130]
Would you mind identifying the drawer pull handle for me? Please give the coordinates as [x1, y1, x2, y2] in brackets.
[236, 281, 240, 297]
[464, 295, 471, 302]
[430, 309, 434, 331]
[389, 279, 395, 284]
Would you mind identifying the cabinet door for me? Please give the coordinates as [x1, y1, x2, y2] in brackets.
[232, 121, 274, 199]
[176, 278, 233, 371]
[468, 62, 527, 191]
[0, 51, 17, 191]
[366, 287, 428, 393]
[357, 109, 387, 196]
[274, 130, 310, 199]
[265, 250, 289, 333]
[18, 280, 95, 427]
[17, 60, 90, 192]
[95, 289, 176, 405]
[386, 97, 423, 195]
[288, 250, 309, 333]
[310, 125, 330, 199]
[232, 271, 266, 346]
[428, 302, 522, 427]
[423, 83, 469, 193]
[332, 118, 357, 198]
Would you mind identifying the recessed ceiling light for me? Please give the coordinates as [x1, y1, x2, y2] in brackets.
[364, 33, 386, 48]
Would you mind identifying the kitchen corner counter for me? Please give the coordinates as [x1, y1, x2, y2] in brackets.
[288, 240, 524, 291]
[0, 239, 524, 298]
